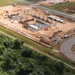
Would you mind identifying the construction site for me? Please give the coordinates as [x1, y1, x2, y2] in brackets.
[0, 4, 75, 46]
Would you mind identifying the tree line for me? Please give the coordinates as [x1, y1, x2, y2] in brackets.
[0, 34, 74, 75]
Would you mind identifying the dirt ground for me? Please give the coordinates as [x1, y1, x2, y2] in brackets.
[69, 0, 75, 2]
[71, 45, 75, 55]
[38, 0, 75, 7]
[38, 1, 53, 6]
[0, 5, 75, 44]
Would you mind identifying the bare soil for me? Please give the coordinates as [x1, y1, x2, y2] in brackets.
[71, 45, 75, 55]
[0, 5, 75, 45]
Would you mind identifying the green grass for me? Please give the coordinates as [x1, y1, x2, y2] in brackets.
[51, 2, 75, 9]
[0, 0, 18, 6]
[24, 0, 37, 3]
[40, 2, 75, 14]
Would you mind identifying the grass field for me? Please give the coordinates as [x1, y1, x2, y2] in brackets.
[51, 2, 75, 14]
[41, 2, 75, 14]
[51, 2, 75, 9]
[0, 0, 18, 6]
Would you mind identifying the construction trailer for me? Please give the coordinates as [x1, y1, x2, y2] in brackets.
[29, 24, 39, 30]
[48, 15, 64, 23]
[40, 37, 51, 45]
[47, 0, 69, 4]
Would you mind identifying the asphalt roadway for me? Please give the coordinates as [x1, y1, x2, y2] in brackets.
[61, 37, 75, 62]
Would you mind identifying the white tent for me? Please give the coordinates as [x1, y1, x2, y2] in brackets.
[29, 24, 39, 30]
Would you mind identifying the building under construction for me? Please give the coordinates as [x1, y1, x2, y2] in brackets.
[0, 5, 74, 46]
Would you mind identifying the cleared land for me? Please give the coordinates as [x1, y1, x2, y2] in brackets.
[0, 5, 75, 46]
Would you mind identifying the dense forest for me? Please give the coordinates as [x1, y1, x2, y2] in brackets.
[0, 34, 75, 75]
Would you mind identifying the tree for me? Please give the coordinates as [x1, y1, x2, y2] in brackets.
[0, 34, 74, 75]
[18, 58, 37, 75]
[21, 46, 33, 58]
[13, 39, 23, 50]
[54, 62, 64, 75]
[3, 40, 10, 48]
[0, 44, 5, 55]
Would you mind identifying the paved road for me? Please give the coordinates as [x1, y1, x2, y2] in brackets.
[61, 37, 75, 62]
[18, 0, 75, 21]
